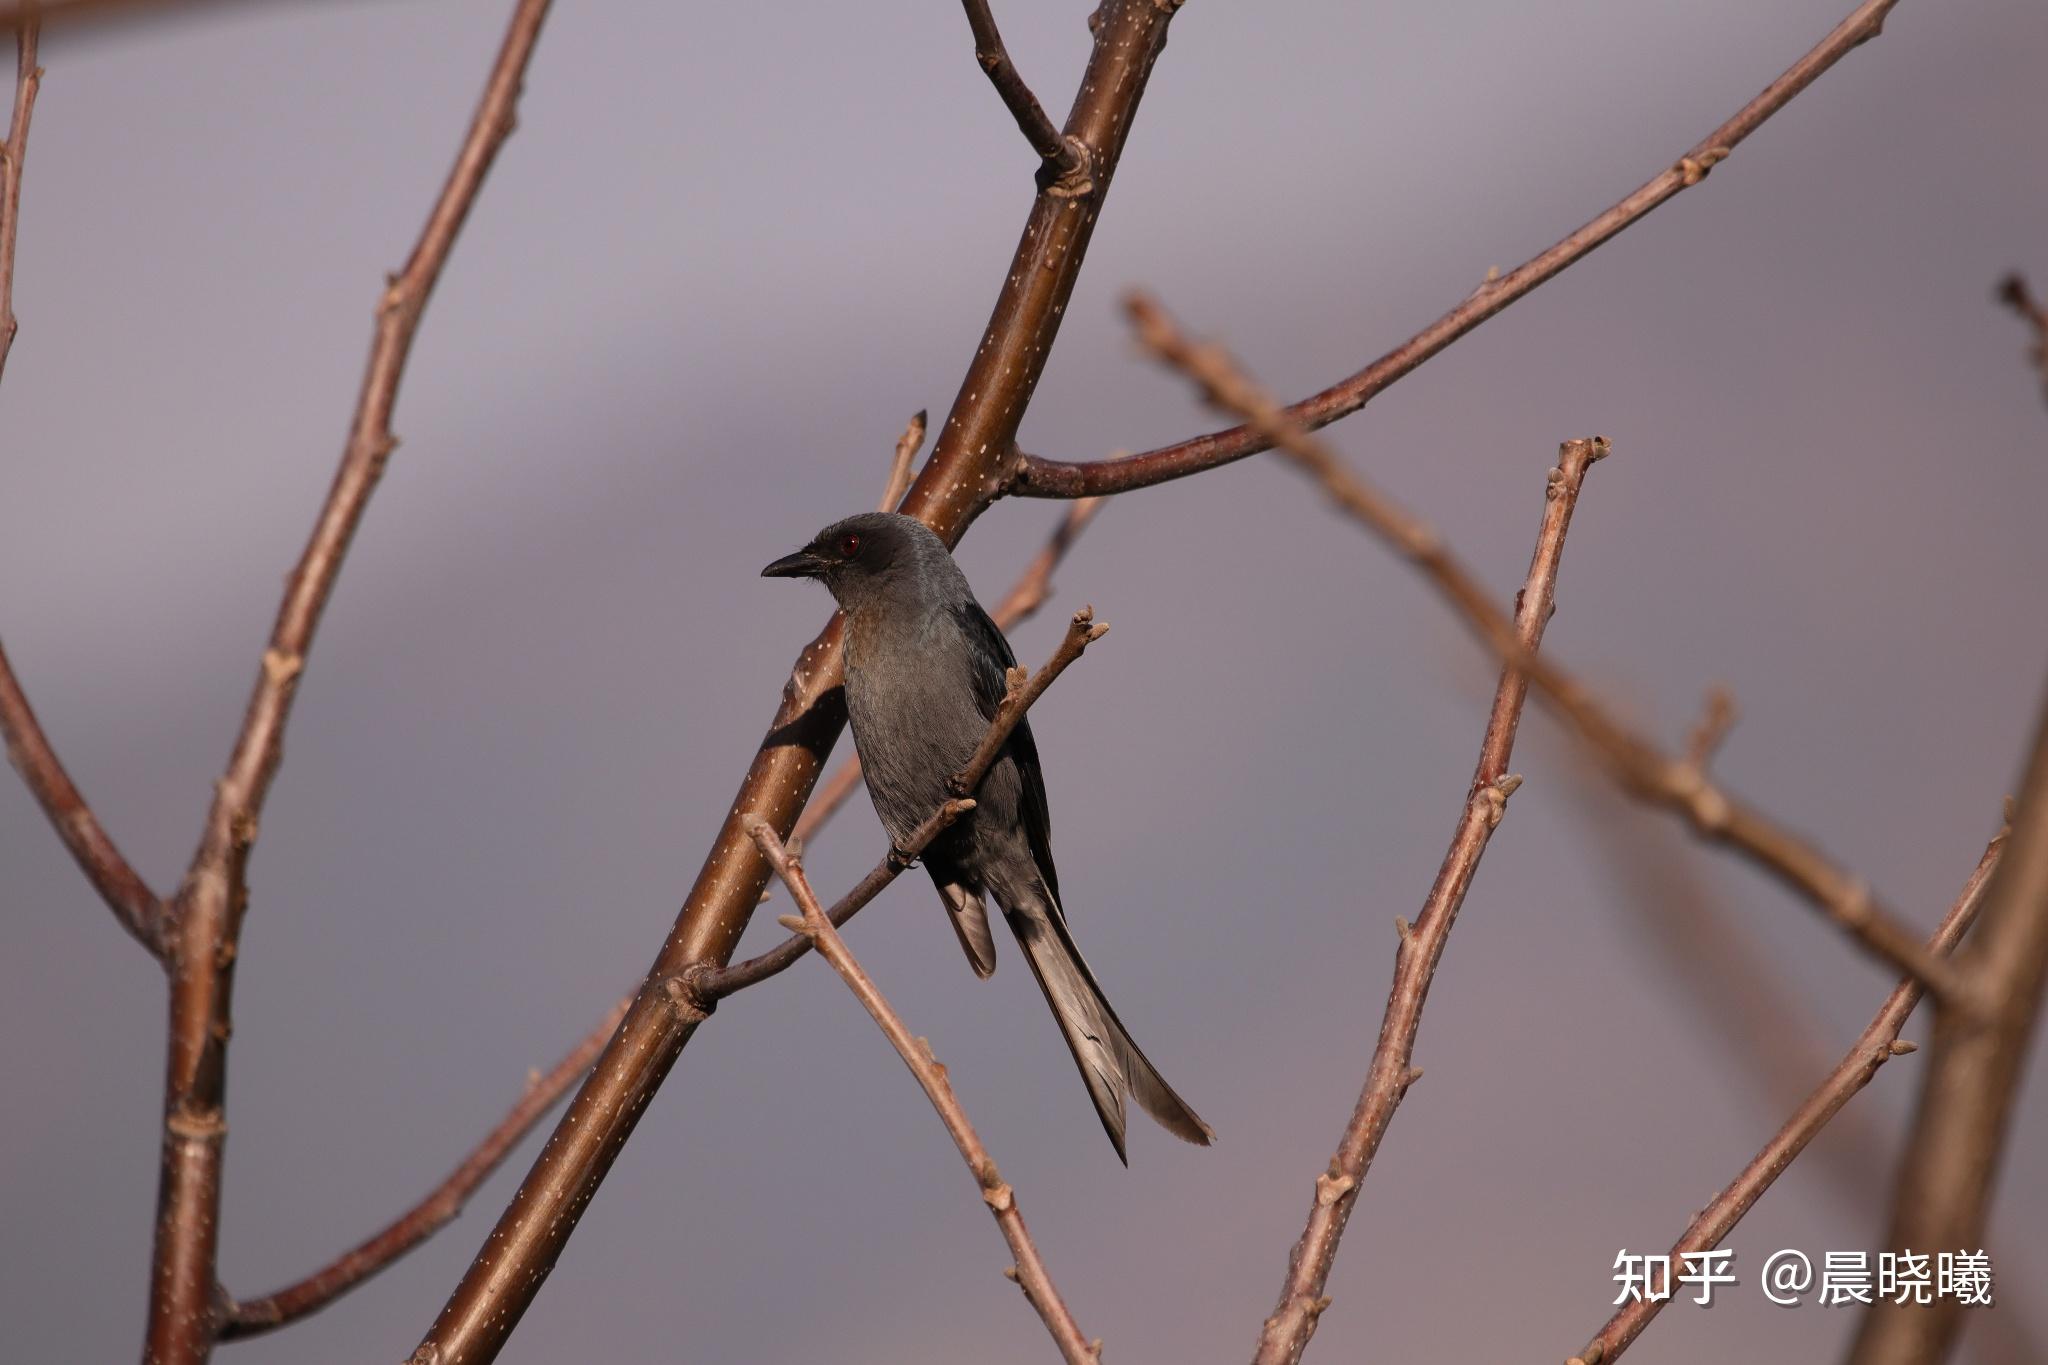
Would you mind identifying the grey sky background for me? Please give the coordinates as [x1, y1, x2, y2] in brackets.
[2, 0, 2045, 1361]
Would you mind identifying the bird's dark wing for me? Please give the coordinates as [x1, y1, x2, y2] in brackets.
[951, 599, 1059, 906]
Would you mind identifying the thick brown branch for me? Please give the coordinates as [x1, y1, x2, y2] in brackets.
[1844, 691, 2048, 1365]
[1127, 292, 1974, 1008]
[960, 0, 1090, 192]
[0, 21, 168, 955]
[749, 824, 1099, 1365]
[1570, 829, 2007, 1365]
[1011, 0, 1897, 498]
[1998, 271, 2048, 408]
[143, 3, 554, 1359]
[218, 996, 629, 1339]
[410, 10, 1178, 1355]
[708, 608, 1106, 999]
[1255, 439, 1605, 1365]
[792, 497, 1102, 850]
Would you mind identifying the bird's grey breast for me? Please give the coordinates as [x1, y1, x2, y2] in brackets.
[843, 604, 986, 842]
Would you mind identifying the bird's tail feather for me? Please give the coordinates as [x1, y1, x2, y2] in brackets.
[937, 880, 998, 978]
[1007, 890, 1214, 1164]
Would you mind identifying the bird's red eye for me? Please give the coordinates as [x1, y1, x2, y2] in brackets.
[840, 533, 861, 557]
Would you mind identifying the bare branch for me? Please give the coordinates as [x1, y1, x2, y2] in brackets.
[1255, 438, 1605, 1365]
[0, 0, 256, 25]
[1845, 692, 2048, 1365]
[878, 408, 928, 512]
[960, 0, 1091, 192]
[0, 21, 169, 955]
[707, 607, 1107, 999]
[749, 823, 1099, 1365]
[952, 608, 1105, 797]
[1011, 0, 1898, 498]
[143, 2, 556, 1357]
[218, 996, 629, 1339]
[1126, 291, 1976, 1009]
[792, 498, 1102, 850]
[1681, 686, 1738, 772]
[1998, 271, 2048, 407]
[1571, 827, 2007, 1365]
[0, 16, 37, 380]
[0, 644, 165, 952]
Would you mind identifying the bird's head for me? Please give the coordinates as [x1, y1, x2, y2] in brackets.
[760, 511, 954, 612]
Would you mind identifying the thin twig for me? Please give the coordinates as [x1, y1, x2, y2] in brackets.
[952, 611, 1106, 797]
[1125, 292, 1974, 1010]
[960, 0, 1090, 192]
[1011, 0, 1899, 498]
[218, 996, 629, 1338]
[878, 408, 927, 512]
[1997, 272, 2048, 408]
[0, 644, 165, 952]
[707, 607, 1106, 999]
[0, 24, 170, 954]
[1254, 439, 1606, 1365]
[1571, 828, 2008, 1365]
[1680, 686, 1738, 771]
[411, 8, 1181, 1357]
[1845, 694, 2048, 1365]
[749, 823, 1099, 1365]
[792, 497, 1102, 850]
[142, 3, 555, 1358]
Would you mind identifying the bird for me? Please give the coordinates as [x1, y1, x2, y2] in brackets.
[762, 511, 1212, 1162]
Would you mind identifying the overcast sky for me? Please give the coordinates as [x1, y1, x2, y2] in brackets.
[2, 1, 2045, 1362]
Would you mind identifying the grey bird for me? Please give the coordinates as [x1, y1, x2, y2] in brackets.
[763, 511, 1213, 1162]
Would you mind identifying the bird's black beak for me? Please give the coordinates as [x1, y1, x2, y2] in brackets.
[760, 547, 825, 579]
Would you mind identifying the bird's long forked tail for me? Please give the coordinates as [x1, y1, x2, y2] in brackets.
[1007, 892, 1214, 1164]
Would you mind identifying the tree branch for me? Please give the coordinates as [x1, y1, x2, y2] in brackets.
[792, 496, 1102, 850]
[0, 642, 164, 952]
[1998, 271, 2048, 408]
[960, 0, 1090, 193]
[0, 19, 169, 955]
[1125, 291, 1976, 1009]
[0, 14, 37, 380]
[749, 822, 1099, 1365]
[1569, 826, 2007, 1365]
[217, 996, 629, 1339]
[1010, 0, 1898, 498]
[878, 408, 927, 513]
[410, 9, 1181, 1354]
[142, 3, 555, 1358]
[1254, 438, 1606, 1365]
[1845, 690, 2048, 1365]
